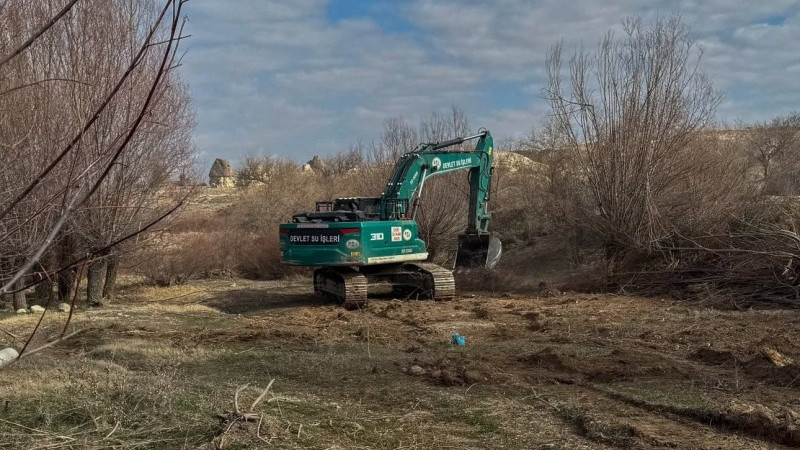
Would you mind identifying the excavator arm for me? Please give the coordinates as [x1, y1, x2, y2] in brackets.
[379, 130, 501, 268]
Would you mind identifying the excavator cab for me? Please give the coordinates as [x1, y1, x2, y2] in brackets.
[454, 233, 502, 269]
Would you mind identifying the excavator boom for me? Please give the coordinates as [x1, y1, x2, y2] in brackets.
[378, 129, 500, 268]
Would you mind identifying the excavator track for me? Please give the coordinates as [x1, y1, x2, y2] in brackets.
[403, 262, 455, 301]
[313, 267, 368, 309]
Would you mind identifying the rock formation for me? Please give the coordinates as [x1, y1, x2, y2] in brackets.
[209, 158, 235, 187]
[302, 155, 326, 173]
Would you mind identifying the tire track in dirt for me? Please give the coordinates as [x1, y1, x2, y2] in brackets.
[592, 384, 799, 448]
[531, 384, 785, 449]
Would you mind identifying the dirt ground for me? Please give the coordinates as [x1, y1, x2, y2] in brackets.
[0, 277, 798, 449]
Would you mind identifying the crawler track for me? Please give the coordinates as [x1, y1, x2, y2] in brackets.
[314, 263, 454, 307]
[403, 262, 455, 301]
[313, 267, 368, 309]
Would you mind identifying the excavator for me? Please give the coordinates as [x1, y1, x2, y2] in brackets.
[279, 129, 501, 308]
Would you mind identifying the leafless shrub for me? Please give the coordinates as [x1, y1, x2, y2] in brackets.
[618, 198, 800, 306]
[153, 158, 319, 281]
[544, 14, 730, 270]
[502, 15, 800, 305]
[372, 117, 418, 164]
[138, 231, 242, 286]
[237, 233, 307, 279]
[236, 155, 298, 188]
[169, 209, 230, 234]
[324, 143, 366, 176]
[742, 112, 800, 195]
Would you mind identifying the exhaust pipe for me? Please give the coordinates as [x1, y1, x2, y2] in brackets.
[454, 233, 502, 269]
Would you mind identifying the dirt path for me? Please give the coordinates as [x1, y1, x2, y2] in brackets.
[0, 278, 797, 448]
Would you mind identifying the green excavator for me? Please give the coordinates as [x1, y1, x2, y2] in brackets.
[279, 129, 501, 308]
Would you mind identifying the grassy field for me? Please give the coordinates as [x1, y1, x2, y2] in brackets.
[0, 277, 798, 448]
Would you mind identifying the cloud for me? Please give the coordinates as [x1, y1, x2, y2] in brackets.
[183, 0, 488, 164]
[180, 0, 800, 165]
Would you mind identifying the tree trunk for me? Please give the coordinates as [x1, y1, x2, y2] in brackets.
[12, 278, 26, 310]
[102, 255, 119, 301]
[57, 232, 76, 303]
[86, 259, 107, 306]
[35, 274, 53, 306]
[58, 267, 76, 303]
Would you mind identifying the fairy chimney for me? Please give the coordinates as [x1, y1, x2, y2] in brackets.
[302, 155, 326, 173]
[209, 158, 235, 188]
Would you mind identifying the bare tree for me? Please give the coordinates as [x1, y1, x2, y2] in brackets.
[419, 105, 471, 148]
[325, 142, 365, 175]
[544, 15, 724, 269]
[0, 0, 193, 311]
[415, 106, 472, 262]
[236, 155, 270, 187]
[375, 117, 417, 163]
[742, 112, 800, 194]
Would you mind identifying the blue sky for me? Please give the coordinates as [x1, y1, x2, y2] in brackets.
[181, 0, 800, 165]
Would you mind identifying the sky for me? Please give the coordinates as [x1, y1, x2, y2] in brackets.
[180, 0, 800, 165]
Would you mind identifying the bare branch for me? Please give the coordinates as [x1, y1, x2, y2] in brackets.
[0, 0, 175, 222]
[0, 0, 81, 68]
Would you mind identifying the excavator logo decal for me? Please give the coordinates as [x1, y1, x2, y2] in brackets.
[403, 229, 412, 241]
[431, 157, 441, 170]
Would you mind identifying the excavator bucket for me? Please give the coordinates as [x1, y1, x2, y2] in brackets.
[454, 233, 502, 269]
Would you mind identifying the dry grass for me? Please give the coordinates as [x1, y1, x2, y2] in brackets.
[0, 278, 797, 448]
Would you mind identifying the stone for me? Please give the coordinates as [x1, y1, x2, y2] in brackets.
[409, 365, 426, 376]
[57, 303, 71, 313]
[29, 305, 45, 312]
[15, 309, 27, 314]
[208, 158, 235, 187]
[0, 347, 18, 368]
